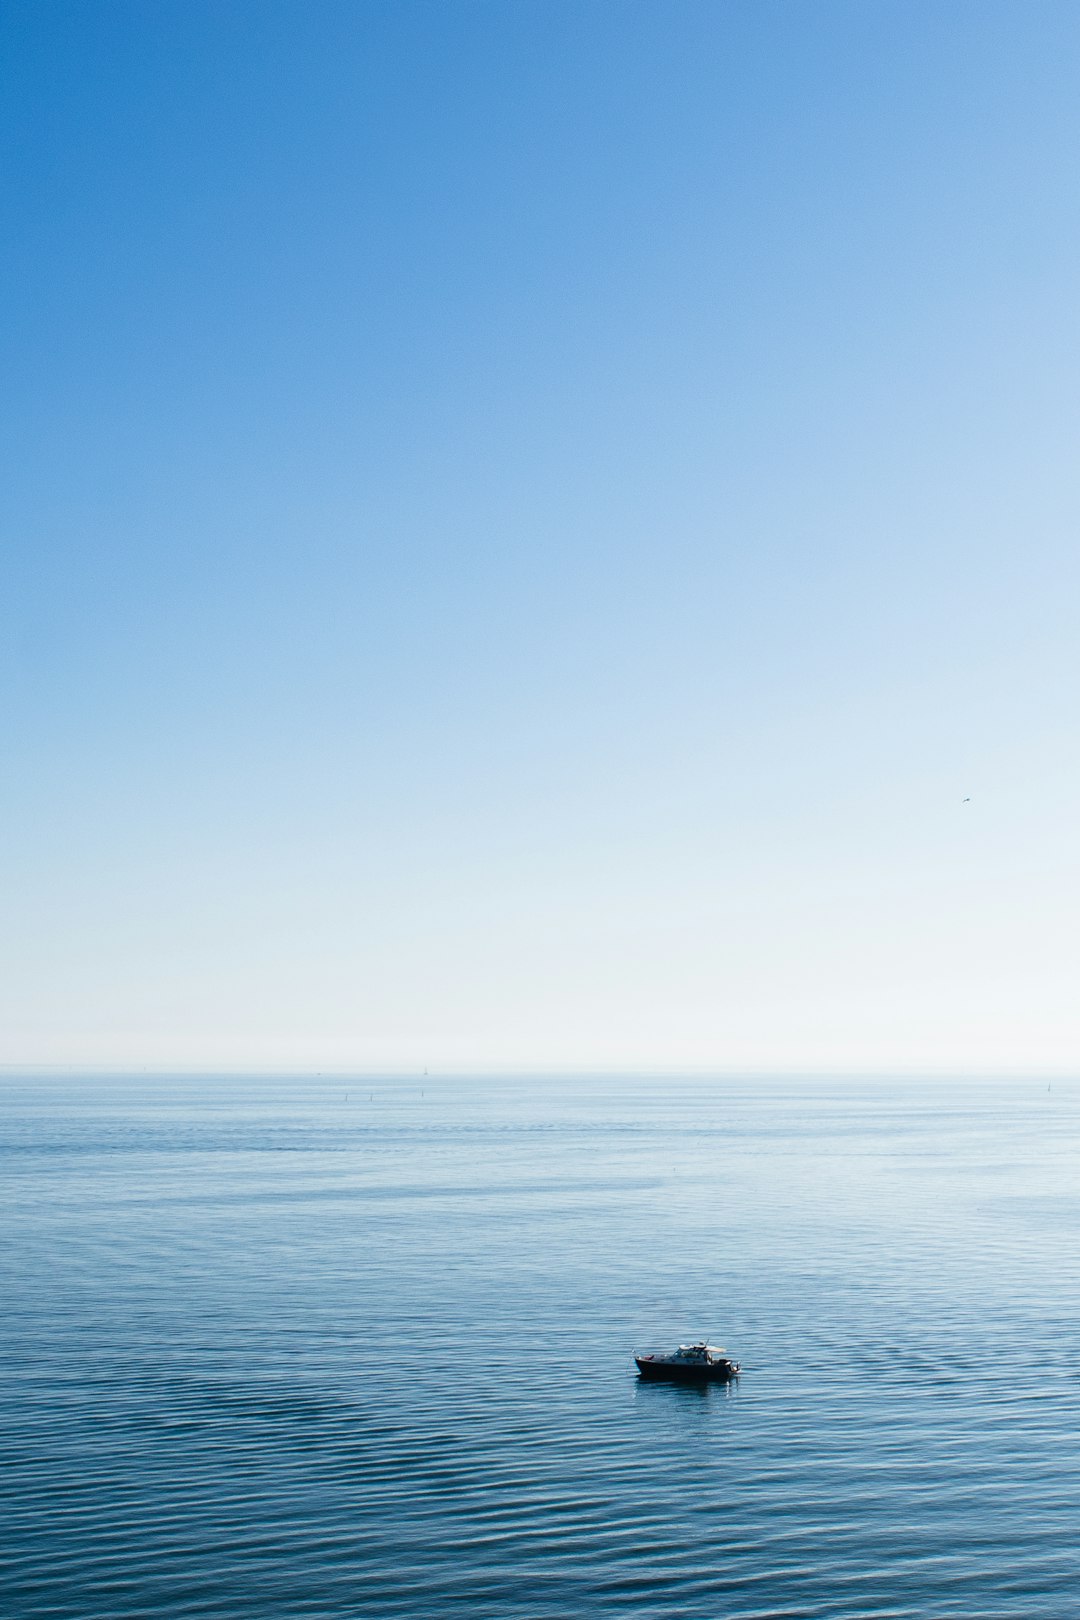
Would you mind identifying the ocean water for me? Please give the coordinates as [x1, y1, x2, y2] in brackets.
[2, 1075, 1079, 1619]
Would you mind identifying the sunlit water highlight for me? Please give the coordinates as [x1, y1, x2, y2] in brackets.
[3, 1075, 1079, 1617]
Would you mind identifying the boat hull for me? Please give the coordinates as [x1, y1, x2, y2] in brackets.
[635, 1356, 738, 1383]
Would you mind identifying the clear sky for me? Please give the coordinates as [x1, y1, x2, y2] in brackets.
[3, 0, 1078, 1074]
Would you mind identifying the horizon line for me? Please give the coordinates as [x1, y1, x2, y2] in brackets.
[1, 1063, 1076, 1082]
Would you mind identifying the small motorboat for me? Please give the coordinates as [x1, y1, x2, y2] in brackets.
[635, 1341, 739, 1382]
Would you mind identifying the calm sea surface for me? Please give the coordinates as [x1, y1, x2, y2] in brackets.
[3, 1075, 1079, 1618]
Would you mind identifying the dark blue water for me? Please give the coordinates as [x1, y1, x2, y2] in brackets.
[3, 1075, 1079, 1618]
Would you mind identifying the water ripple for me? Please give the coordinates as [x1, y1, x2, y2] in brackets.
[3, 1075, 1080, 1617]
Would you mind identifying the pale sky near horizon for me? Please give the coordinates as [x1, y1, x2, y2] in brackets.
[3, 0, 1079, 1074]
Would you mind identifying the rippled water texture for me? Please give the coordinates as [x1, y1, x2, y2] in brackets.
[3, 1075, 1080, 1617]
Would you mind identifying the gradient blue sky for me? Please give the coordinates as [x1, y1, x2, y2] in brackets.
[3, 0, 1078, 1072]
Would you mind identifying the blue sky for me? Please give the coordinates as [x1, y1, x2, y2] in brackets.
[3, 0, 1078, 1072]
